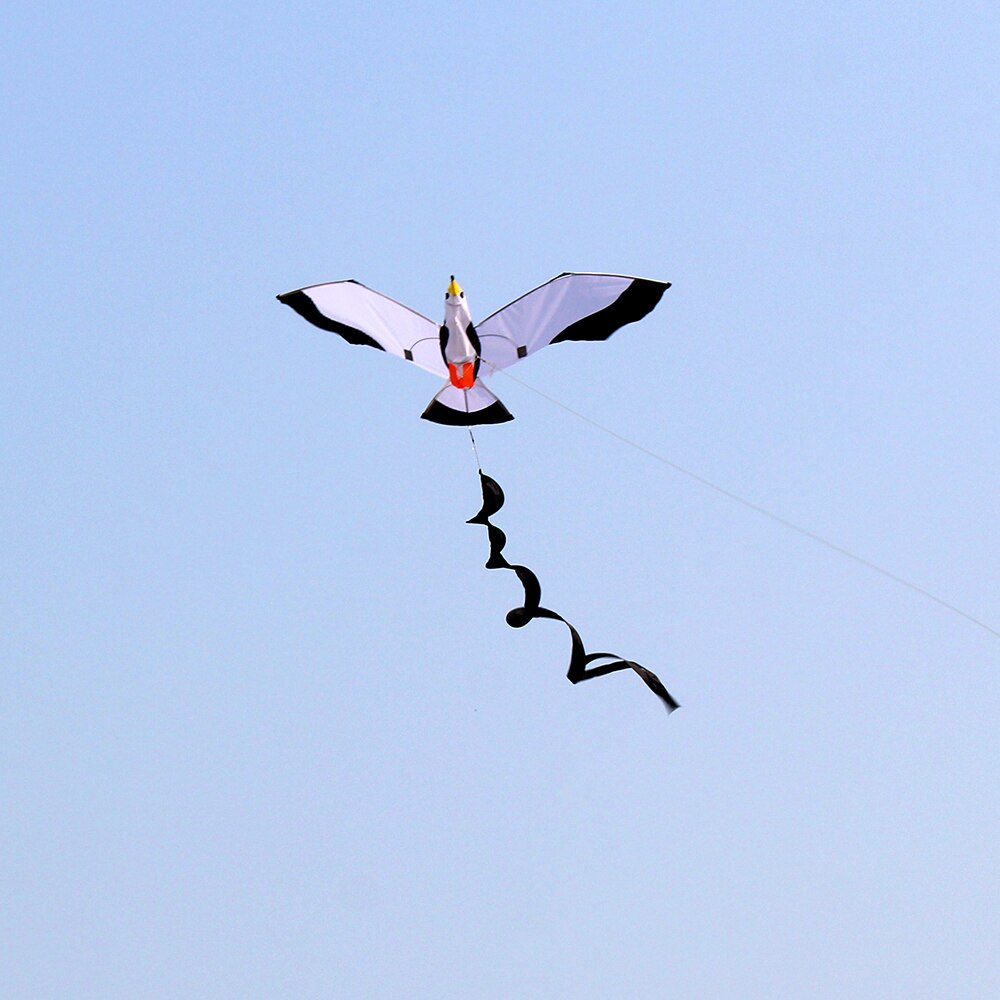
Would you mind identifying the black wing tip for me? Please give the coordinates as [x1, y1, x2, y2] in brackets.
[275, 289, 385, 350]
[550, 277, 668, 345]
[633, 277, 670, 293]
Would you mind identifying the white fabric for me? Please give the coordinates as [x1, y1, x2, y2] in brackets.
[476, 273, 637, 370]
[298, 281, 446, 378]
[443, 292, 476, 364]
[430, 380, 503, 414]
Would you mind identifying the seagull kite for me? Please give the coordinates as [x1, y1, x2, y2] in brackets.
[277, 272, 678, 712]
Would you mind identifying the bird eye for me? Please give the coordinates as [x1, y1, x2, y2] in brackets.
[460, 291, 464, 298]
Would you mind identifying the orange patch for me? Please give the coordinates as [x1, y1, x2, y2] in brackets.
[448, 362, 475, 389]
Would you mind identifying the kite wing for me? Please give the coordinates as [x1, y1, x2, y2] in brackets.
[277, 280, 447, 378]
[475, 272, 670, 371]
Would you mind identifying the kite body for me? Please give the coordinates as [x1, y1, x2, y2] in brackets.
[423, 276, 513, 424]
[277, 273, 670, 425]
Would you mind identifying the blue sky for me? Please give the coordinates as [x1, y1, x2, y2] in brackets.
[3, 3, 998, 997]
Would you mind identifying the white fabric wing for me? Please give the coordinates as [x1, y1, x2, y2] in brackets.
[277, 280, 446, 378]
[476, 272, 669, 371]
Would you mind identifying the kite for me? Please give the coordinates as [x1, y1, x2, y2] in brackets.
[277, 273, 678, 712]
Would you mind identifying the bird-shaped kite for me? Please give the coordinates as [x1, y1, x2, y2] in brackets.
[277, 272, 668, 425]
[277, 273, 678, 712]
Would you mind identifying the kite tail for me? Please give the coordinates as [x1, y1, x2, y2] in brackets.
[422, 382, 514, 426]
[467, 471, 679, 714]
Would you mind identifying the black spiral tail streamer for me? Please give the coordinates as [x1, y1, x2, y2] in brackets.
[467, 471, 679, 714]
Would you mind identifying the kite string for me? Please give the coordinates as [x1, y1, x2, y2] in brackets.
[462, 387, 483, 471]
[468, 427, 482, 472]
[485, 362, 1000, 641]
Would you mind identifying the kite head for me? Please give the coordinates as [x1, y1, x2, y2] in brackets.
[444, 275, 471, 322]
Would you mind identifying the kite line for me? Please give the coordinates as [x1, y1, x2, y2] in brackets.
[488, 363, 1000, 642]
[279, 269, 993, 718]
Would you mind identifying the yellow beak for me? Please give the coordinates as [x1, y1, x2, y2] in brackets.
[447, 276, 462, 298]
